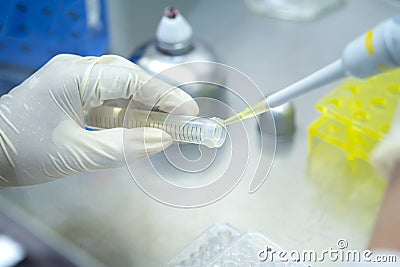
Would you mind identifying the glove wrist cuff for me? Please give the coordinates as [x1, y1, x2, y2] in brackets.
[0, 126, 17, 186]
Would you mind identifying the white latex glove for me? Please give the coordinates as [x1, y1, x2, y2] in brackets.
[0, 54, 198, 187]
[372, 106, 400, 180]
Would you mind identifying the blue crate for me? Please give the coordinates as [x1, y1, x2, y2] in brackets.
[0, 0, 109, 70]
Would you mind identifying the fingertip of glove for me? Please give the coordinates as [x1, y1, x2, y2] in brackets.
[50, 54, 82, 63]
[153, 85, 199, 116]
[170, 99, 199, 116]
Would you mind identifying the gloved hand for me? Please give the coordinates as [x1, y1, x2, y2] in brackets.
[369, 107, 400, 254]
[372, 108, 400, 180]
[0, 54, 198, 187]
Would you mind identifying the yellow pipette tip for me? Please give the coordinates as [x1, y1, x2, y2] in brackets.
[222, 99, 269, 126]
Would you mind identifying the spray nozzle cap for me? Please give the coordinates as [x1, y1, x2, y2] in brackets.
[164, 6, 180, 18]
[156, 6, 193, 55]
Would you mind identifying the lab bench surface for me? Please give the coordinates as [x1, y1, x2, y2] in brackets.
[1, 0, 399, 266]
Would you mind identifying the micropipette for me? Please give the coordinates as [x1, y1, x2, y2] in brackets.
[223, 15, 400, 125]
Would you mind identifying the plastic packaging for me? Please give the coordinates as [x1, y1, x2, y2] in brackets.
[85, 106, 227, 148]
[164, 223, 307, 267]
[165, 223, 242, 267]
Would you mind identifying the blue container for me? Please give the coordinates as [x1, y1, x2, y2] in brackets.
[0, 0, 109, 93]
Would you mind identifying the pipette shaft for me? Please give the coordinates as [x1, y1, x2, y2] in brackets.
[266, 59, 345, 108]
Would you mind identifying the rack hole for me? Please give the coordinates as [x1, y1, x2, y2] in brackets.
[371, 98, 386, 108]
[353, 111, 369, 121]
[346, 85, 359, 95]
[17, 24, 28, 33]
[381, 124, 390, 134]
[70, 32, 80, 39]
[388, 84, 400, 95]
[68, 11, 79, 20]
[45, 28, 54, 36]
[42, 7, 53, 16]
[327, 99, 340, 110]
[16, 3, 27, 13]
[21, 44, 31, 52]
[352, 100, 363, 109]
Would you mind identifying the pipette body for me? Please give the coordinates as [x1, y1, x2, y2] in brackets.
[223, 15, 400, 125]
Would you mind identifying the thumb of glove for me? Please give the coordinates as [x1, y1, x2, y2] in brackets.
[35, 122, 173, 181]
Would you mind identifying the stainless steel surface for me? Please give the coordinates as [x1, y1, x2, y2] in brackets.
[1, 1, 399, 267]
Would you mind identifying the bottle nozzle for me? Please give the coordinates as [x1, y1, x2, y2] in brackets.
[164, 6, 180, 18]
[156, 6, 193, 55]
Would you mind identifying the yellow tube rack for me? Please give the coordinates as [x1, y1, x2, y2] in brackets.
[309, 69, 400, 162]
[306, 70, 400, 219]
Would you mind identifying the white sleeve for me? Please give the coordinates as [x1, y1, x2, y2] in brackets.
[371, 105, 400, 180]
